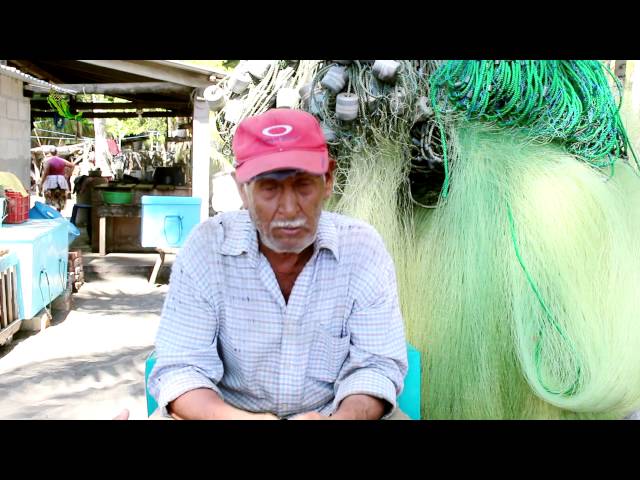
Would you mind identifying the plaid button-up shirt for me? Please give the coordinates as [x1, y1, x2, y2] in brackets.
[149, 210, 408, 418]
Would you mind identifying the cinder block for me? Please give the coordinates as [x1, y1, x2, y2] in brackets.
[14, 79, 24, 98]
[9, 120, 19, 137]
[18, 101, 28, 121]
[9, 77, 21, 98]
[20, 310, 51, 332]
[15, 121, 27, 140]
[0, 118, 11, 140]
[0, 75, 10, 97]
[15, 120, 25, 138]
[6, 98, 17, 119]
[6, 139, 17, 158]
[0, 97, 6, 117]
[0, 75, 21, 99]
[18, 138, 30, 159]
[0, 119, 9, 139]
[0, 138, 8, 154]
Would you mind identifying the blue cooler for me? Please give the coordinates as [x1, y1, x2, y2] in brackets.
[141, 196, 202, 248]
[29, 201, 80, 244]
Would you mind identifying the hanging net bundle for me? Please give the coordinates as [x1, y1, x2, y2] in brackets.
[211, 59, 640, 419]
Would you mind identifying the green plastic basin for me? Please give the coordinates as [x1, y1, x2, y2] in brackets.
[102, 190, 133, 205]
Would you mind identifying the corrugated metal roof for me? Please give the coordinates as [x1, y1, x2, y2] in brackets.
[160, 60, 228, 79]
[0, 64, 76, 94]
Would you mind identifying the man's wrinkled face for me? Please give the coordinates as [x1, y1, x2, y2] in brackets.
[237, 167, 334, 254]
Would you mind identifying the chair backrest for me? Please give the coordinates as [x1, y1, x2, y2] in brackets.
[398, 343, 422, 420]
[145, 350, 158, 417]
[145, 343, 422, 419]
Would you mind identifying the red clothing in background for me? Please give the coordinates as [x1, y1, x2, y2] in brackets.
[47, 156, 67, 175]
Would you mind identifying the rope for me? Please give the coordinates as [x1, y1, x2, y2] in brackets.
[430, 61, 640, 200]
[507, 202, 582, 396]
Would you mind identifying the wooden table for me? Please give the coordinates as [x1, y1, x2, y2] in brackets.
[96, 203, 178, 284]
[96, 204, 141, 256]
[91, 184, 192, 255]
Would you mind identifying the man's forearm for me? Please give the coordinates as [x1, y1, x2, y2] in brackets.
[168, 388, 277, 420]
[331, 394, 388, 420]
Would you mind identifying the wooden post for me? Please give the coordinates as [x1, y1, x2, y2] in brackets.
[93, 94, 112, 177]
[99, 216, 107, 256]
[11, 266, 19, 319]
[1, 271, 7, 328]
[149, 250, 166, 285]
[6, 268, 13, 322]
[192, 96, 211, 221]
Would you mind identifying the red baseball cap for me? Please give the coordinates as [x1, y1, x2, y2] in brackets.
[232, 108, 329, 183]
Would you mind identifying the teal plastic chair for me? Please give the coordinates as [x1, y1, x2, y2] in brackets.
[144, 351, 159, 417]
[397, 343, 422, 420]
[145, 343, 422, 419]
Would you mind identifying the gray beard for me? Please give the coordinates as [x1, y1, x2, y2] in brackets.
[258, 230, 316, 254]
[247, 210, 317, 254]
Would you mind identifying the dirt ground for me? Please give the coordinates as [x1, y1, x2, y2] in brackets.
[0, 273, 167, 420]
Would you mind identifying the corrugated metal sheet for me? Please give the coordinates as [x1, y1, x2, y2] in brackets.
[0, 64, 76, 94]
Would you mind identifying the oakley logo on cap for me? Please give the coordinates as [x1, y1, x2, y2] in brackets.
[262, 124, 293, 137]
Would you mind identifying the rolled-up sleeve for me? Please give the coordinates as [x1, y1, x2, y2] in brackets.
[331, 233, 408, 418]
[148, 225, 225, 410]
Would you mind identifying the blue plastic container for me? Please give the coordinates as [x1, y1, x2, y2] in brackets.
[141, 196, 202, 248]
[0, 219, 68, 319]
[29, 201, 80, 244]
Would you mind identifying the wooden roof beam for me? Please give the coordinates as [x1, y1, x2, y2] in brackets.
[77, 60, 213, 88]
[25, 81, 192, 96]
[30, 100, 188, 111]
[31, 110, 192, 119]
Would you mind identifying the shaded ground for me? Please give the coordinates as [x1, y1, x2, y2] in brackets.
[0, 273, 168, 420]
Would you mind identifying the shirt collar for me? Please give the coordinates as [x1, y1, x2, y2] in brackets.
[219, 210, 339, 263]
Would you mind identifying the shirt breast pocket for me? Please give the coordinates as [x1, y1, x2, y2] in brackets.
[307, 328, 351, 383]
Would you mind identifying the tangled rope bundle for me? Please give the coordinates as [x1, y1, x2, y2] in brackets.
[429, 60, 639, 198]
[207, 59, 640, 419]
[210, 60, 321, 168]
[302, 60, 443, 202]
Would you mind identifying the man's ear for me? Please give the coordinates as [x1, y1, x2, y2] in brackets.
[232, 171, 250, 209]
[323, 159, 336, 199]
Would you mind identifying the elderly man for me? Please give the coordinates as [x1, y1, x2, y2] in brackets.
[148, 108, 408, 420]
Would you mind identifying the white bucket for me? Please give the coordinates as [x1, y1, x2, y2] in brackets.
[211, 171, 243, 213]
[276, 88, 300, 108]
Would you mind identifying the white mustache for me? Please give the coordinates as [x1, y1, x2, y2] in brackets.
[270, 218, 307, 229]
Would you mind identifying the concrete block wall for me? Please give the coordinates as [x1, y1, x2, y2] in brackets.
[0, 72, 31, 189]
